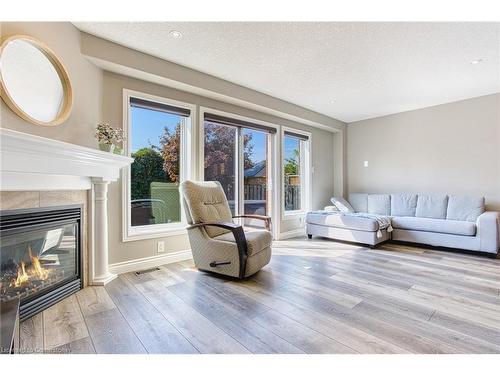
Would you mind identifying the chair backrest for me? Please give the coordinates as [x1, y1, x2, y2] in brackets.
[180, 180, 233, 237]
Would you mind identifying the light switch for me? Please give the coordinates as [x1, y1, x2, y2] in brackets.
[363, 161, 369, 167]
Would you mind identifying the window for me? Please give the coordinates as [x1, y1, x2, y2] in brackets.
[282, 129, 310, 214]
[123, 91, 194, 241]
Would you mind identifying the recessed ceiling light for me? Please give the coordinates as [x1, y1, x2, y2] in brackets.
[169, 30, 183, 38]
[471, 59, 484, 65]
[330, 99, 336, 104]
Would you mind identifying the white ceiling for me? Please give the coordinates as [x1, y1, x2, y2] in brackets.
[74, 22, 500, 123]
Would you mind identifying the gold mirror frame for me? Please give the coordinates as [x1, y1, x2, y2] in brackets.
[0, 35, 73, 127]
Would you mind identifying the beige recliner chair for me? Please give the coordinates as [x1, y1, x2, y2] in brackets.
[180, 180, 272, 278]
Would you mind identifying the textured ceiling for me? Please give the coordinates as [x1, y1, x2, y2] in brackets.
[74, 22, 500, 122]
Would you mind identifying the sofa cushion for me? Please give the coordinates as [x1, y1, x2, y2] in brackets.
[446, 195, 485, 222]
[306, 211, 378, 232]
[391, 193, 418, 217]
[348, 193, 368, 213]
[368, 194, 391, 215]
[392, 216, 476, 236]
[415, 194, 448, 219]
[330, 197, 355, 213]
[214, 229, 272, 256]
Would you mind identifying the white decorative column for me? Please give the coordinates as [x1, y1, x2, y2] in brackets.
[90, 178, 116, 285]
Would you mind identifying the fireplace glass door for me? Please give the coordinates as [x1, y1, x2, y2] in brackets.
[0, 222, 79, 305]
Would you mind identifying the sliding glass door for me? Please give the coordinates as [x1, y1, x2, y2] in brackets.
[243, 128, 269, 217]
[203, 121, 237, 214]
[203, 114, 274, 228]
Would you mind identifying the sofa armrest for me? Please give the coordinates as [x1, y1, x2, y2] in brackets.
[324, 205, 339, 212]
[476, 212, 500, 254]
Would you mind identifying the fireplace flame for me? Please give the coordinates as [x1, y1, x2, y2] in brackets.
[11, 246, 50, 287]
[29, 246, 49, 280]
[14, 261, 30, 287]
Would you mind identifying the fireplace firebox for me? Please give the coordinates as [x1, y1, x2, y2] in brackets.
[0, 205, 83, 321]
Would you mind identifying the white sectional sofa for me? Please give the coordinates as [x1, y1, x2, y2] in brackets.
[306, 193, 500, 256]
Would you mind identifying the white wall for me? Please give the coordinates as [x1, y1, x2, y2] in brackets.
[347, 94, 500, 210]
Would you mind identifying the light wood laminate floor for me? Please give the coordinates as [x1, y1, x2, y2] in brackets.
[19, 237, 500, 354]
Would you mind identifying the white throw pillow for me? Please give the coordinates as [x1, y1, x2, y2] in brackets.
[330, 197, 355, 213]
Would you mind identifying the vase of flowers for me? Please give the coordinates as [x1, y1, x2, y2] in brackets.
[95, 123, 125, 154]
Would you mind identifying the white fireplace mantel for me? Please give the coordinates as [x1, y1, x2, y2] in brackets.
[0, 128, 133, 285]
[0, 128, 132, 190]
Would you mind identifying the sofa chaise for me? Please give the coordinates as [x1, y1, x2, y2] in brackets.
[306, 193, 499, 256]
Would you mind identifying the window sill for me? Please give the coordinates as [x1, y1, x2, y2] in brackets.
[123, 225, 188, 242]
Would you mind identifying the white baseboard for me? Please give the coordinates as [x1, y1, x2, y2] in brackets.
[108, 249, 192, 275]
[276, 227, 306, 240]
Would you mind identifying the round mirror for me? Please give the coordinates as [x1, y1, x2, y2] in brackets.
[0, 35, 73, 126]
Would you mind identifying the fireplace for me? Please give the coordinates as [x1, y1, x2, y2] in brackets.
[0, 205, 83, 321]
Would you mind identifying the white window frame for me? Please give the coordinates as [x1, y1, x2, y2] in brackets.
[122, 89, 196, 242]
[198, 106, 279, 238]
[281, 126, 312, 221]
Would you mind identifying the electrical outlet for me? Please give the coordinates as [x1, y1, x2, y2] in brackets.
[157, 241, 165, 253]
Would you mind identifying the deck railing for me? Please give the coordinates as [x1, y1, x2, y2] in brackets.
[244, 184, 300, 211]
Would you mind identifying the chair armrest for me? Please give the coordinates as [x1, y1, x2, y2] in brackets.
[187, 221, 248, 278]
[232, 215, 271, 231]
[187, 221, 241, 231]
[476, 212, 500, 254]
